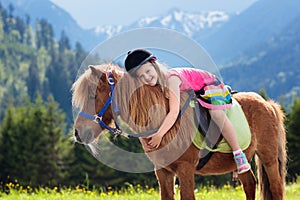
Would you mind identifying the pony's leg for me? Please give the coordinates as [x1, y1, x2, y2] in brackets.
[255, 115, 285, 199]
[238, 170, 257, 200]
[176, 163, 196, 200]
[155, 168, 176, 200]
[257, 153, 284, 200]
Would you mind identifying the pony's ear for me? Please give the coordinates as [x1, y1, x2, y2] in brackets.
[89, 65, 105, 80]
[111, 69, 124, 82]
[89, 65, 102, 78]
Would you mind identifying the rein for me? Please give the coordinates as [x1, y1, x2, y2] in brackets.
[79, 72, 194, 139]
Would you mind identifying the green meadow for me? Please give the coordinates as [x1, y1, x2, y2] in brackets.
[1, 181, 299, 200]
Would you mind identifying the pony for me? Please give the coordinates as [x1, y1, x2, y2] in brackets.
[71, 63, 287, 200]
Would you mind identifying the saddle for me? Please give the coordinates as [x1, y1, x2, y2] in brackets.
[192, 96, 223, 170]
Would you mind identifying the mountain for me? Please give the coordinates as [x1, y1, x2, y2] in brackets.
[200, 0, 300, 65]
[94, 8, 233, 40]
[2, 0, 299, 105]
[1, 0, 232, 52]
[220, 13, 300, 107]
[1, 0, 103, 49]
[5, 0, 300, 66]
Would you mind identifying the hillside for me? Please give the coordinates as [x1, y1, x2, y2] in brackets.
[200, 0, 300, 65]
[1, 0, 103, 49]
[220, 13, 300, 106]
[0, 4, 86, 123]
[3, 0, 300, 66]
[1, 0, 299, 108]
[1, 0, 232, 52]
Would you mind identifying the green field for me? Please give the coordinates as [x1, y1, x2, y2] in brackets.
[0, 182, 299, 200]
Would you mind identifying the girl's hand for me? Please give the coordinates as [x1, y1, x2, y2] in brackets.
[146, 132, 164, 148]
[139, 138, 153, 152]
[143, 76, 181, 150]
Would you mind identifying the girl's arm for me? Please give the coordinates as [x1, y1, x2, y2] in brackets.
[147, 75, 181, 148]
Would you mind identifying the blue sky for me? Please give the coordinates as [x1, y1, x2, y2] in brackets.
[50, 0, 257, 29]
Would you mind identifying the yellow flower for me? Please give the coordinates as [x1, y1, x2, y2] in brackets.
[223, 184, 231, 189]
[100, 192, 107, 196]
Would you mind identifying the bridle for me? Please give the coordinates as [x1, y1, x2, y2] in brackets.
[78, 72, 123, 137]
[79, 72, 195, 139]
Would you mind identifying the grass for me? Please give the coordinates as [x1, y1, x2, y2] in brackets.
[0, 181, 299, 199]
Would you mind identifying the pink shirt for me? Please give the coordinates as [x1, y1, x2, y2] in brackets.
[166, 68, 216, 92]
[166, 68, 231, 110]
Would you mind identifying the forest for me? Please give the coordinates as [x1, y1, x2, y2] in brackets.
[0, 3, 299, 190]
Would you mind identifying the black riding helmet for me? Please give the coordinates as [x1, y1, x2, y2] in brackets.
[124, 49, 156, 75]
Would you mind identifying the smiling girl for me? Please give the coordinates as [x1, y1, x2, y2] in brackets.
[124, 49, 250, 174]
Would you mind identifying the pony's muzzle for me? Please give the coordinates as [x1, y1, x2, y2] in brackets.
[73, 127, 96, 144]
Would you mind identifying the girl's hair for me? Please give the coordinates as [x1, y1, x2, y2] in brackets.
[149, 60, 170, 99]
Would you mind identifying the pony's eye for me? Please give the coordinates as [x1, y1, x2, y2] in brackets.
[89, 95, 96, 99]
[88, 86, 97, 99]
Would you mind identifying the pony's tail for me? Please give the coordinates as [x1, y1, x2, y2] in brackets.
[256, 100, 287, 200]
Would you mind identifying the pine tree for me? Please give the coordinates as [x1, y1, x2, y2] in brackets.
[0, 95, 73, 187]
[75, 42, 86, 66]
[286, 97, 300, 182]
[0, 98, 40, 185]
[259, 88, 269, 100]
[40, 19, 55, 51]
[59, 31, 71, 53]
[0, 105, 19, 182]
[46, 47, 74, 124]
[0, 11, 4, 41]
[26, 56, 41, 100]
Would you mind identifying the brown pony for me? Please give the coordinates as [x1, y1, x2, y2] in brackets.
[72, 63, 287, 200]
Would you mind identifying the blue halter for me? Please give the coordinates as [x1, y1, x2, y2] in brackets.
[78, 72, 122, 137]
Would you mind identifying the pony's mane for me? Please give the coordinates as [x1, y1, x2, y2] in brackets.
[114, 75, 196, 150]
[71, 63, 123, 110]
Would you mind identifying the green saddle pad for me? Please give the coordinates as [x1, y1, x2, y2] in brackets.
[192, 98, 251, 153]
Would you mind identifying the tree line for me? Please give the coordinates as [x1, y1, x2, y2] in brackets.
[0, 2, 299, 190]
[0, 2, 85, 125]
[0, 88, 300, 189]
[0, 2, 157, 189]
[0, 95, 157, 188]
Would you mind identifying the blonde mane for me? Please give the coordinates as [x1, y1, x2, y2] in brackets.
[114, 76, 196, 150]
[71, 63, 124, 110]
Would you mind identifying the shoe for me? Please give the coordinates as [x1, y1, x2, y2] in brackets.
[234, 152, 251, 174]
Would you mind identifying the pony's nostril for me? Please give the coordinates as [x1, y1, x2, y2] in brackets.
[74, 129, 82, 143]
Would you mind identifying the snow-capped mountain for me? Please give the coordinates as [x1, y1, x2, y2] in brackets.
[92, 8, 233, 43]
[133, 9, 231, 38]
[1, 0, 232, 52]
[3, 0, 300, 66]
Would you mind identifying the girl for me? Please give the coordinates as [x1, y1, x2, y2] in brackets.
[124, 49, 251, 174]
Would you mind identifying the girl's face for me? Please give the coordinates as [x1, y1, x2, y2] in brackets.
[135, 62, 158, 86]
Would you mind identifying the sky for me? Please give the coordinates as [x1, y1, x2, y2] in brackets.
[49, 0, 258, 29]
